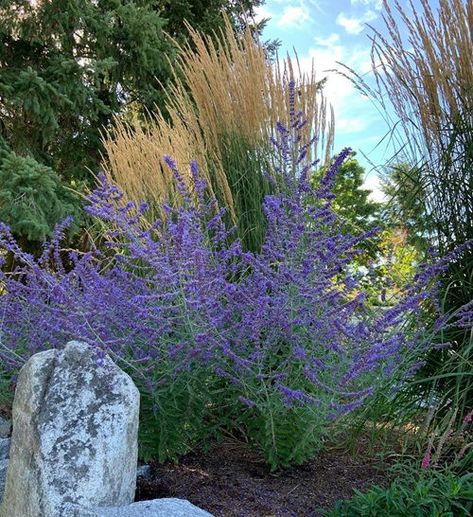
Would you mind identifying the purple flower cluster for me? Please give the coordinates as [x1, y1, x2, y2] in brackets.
[1, 83, 470, 467]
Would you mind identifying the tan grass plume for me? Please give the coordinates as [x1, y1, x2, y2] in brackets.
[103, 15, 334, 221]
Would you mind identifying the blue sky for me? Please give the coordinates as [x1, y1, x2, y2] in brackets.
[254, 0, 418, 200]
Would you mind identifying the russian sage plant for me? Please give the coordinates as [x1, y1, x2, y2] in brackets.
[0, 85, 470, 469]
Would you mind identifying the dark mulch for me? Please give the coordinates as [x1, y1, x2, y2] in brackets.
[135, 438, 391, 516]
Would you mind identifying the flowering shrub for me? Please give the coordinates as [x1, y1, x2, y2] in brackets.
[0, 90, 470, 469]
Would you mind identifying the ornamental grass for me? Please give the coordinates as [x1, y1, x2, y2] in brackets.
[340, 0, 473, 432]
[103, 15, 334, 251]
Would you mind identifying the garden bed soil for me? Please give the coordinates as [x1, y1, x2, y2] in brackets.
[135, 437, 390, 516]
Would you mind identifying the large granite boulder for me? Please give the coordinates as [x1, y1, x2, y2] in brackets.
[0, 341, 140, 517]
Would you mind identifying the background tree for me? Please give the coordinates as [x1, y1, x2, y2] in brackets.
[312, 154, 424, 304]
[158, 0, 267, 41]
[381, 163, 432, 253]
[312, 152, 383, 259]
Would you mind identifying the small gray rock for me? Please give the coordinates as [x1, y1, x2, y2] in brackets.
[0, 418, 10, 439]
[0, 438, 10, 461]
[0, 459, 8, 500]
[91, 499, 214, 517]
[136, 464, 152, 479]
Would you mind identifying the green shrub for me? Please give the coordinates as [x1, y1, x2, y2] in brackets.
[239, 389, 329, 468]
[136, 363, 221, 463]
[327, 467, 473, 517]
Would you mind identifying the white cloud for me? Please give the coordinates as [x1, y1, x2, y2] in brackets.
[303, 0, 325, 14]
[336, 116, 370, 133]
[336, 10, 377, 35]
[298, 40, 372, 108]
[253, 5, 275, 25]
[261, 1, 388, 165]
[277, 5, 311, 28]
[313, 33, 340, 47]
[295, 38, 377, 145]
[363, 174, 385, 202]
[351, 0, 383, 10]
